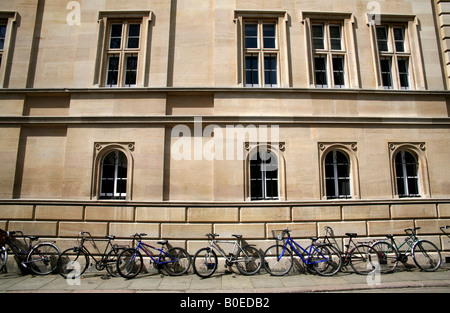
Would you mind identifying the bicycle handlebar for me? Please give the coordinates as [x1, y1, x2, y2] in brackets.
[206, 233, 219, 238]
[440, 225, 450, 230]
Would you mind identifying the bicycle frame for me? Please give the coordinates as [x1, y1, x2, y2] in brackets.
[279, 235, 328, 266]
[133, 241, 177, 265]
[207, 237, 245, 264]
[77, 236, 117, 269]
[381, 229, 420, 259]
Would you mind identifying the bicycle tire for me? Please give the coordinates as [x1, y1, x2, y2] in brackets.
[117, 248, 143, 279]
[235, 245, 262, 276]
[27, 242, 60, 275]
[369, 241, 398, 273]
[310, 244, 342, 276]
[412, 240, 442, 272]
[263, 244, 293, 276]
[193, 247, 217, 278]
[105, 248, 120, 277]
[0, 246, 7, 272]
[164, 247, 191, 276]
[57, 247, 89, 279]
[348, 244, 376, 275]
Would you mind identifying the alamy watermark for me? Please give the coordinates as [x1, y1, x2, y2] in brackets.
[171, 117, 280, 165]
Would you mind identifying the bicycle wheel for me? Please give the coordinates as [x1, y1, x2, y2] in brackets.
[0, 246, 7, 272]
[57, 247, 89, 279]
[193, 247, 217, 278]
[117, 248, 143, 279]
[104, 248, 120, 277]
[164, 247, 191, 276]
[235, 245, 262, 276]
[263, 244, 293, 276]
[27, 243, 60, 275]
[412, 240, 442, 272]
[349, 244, 376, 275]
[310, 244, 342, 276]
[369, 241, 398, 273]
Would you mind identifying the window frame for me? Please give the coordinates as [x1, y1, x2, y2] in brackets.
[0, 11, 18, 88]
[375, 24, 411, 90]
[243, 19, 280, 87]
[92, 142, 135, 201]
[249, 149, 279, 200]
[99, 150, 128, 200]
[388, 142, 430, 199]
[95, 11, 152, 88]
[235, 10, 289, 88]
[324, 150, 352, 199]
[311, 21, 347, 88]
[302, 12, 359, 89]
[367, 14, 425, 90]
[318, 142, 360, 200]
[244, 142, 286, 201]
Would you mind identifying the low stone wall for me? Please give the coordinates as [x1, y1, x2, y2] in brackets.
[0, 199, 449, 258]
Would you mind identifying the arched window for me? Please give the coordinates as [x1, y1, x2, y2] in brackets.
[324, 150, 351, 199]
[250, 150, 279, 200]
[100, 150, 127, 199]
[394, 150, 420, 198]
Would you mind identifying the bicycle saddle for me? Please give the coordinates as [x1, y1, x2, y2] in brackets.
[28, 236, 38, 241]
[308, 237, 318, 241]
[232, 234, 242, 239]
[345, 233, 357, 238]
[386, 234, 394, 239]
[158, 240, 168, 245]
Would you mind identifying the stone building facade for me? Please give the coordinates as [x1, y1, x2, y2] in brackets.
[0, 0, 449, 261]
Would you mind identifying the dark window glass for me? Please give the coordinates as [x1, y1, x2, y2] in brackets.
[312, 25, 324, 50]
[245, 24, 258, 49]
[127, 24, 140, 49]
[110, 24, 123, 49]
[314, 56, 327, 87]
[263, 24, 276, 49]
[329, 25, 342, 50]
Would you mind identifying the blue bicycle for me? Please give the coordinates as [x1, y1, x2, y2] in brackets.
[263, 228, 342, 276]
[117, 233, 191, 278]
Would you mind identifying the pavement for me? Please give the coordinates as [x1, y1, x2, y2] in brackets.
[0, 262, 449, 294]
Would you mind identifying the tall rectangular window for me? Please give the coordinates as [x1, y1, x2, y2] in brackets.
[375, 25, 411, 89]
[104, 21, 141, 87]
[0, 23, 6, 69]
[311, 22, 346, 88]
[243, 20, 278, 87]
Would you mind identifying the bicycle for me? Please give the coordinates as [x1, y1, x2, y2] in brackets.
[117, 233, 191, 278]
[263, 228, 342, 276]
[370, 227, 442, 273]
[192, 233, 262, 278]
[0, 228, 60, 275]
[57, 231, 128, 278]
[322, 226, 376, 275]
[440, 225, 450, 240]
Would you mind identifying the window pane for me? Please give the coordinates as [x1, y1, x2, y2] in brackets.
[0, 24, 6, 50]
[398, 58, 409, 89]
[312, 25, 324, 50]
[245, 24, 258, 49]
[264, 55, 277, 86]
[376, 26, 388, 51]
[124, 55, 138, 86]
[380, 58, 393, 89]
[329, 25, 342, 50]
[127, 24, 140, 49]
[393, 27, 405, 52]
[314, 56, 327, 87]
[332, 56, 345, 88]
[245, 55, 259, 86]
[263, 24, 276, 49]
[110, 24, 123, 49]
[106, 56, 119, 87]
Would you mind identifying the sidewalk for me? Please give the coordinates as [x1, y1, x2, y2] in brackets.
[0, 264, 449, 293]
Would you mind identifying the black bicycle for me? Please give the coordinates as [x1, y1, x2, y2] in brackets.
[57, 231, 127, 278]
[322, 226, 376, 275]
[0, 228, 60, 275]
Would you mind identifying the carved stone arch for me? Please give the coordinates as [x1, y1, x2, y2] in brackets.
[318, 142, 360, 200]
[388, 142, 430, 198]
[91, 142, 135, 200]
[244, 142, 286, 201]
